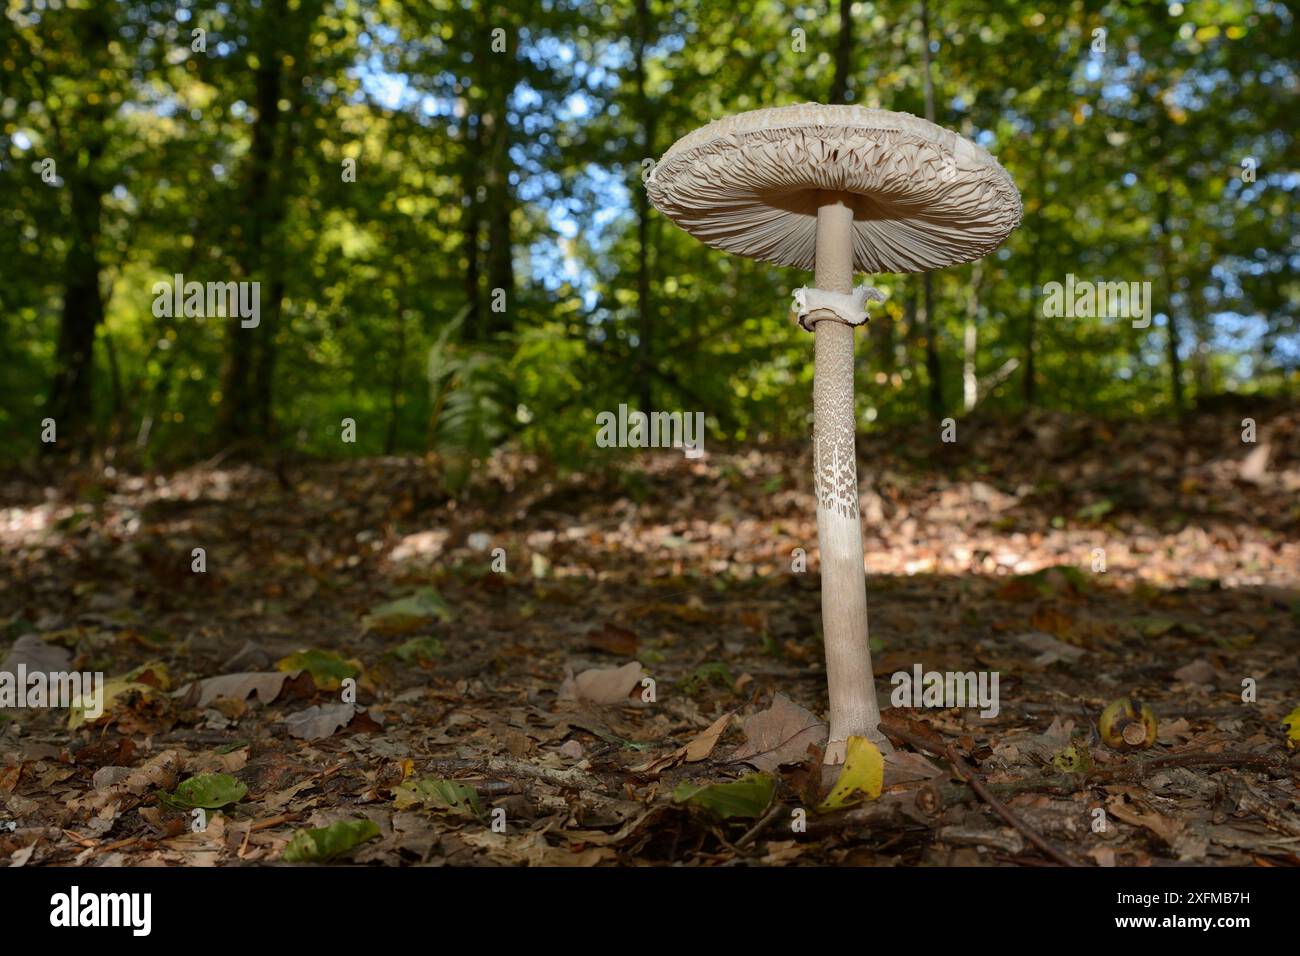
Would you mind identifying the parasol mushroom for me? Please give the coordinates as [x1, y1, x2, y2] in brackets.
[647, 104, 1021, 762]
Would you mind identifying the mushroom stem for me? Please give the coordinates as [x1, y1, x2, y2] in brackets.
[812, 195, 884, 763]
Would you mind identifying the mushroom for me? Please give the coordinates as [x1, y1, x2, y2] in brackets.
[648, 104, 1021, 763]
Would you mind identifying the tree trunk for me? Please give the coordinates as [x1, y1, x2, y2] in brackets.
[249, 14, 314, 441]
[900, 275, 917, 365]
[250, 274, 285, 437]
[829, 0, 853, 104]
[47, 166, 106, 454]
[462, 116, 483, 333]
[1023, 152, 1046, 407]
[634, 0, 655, 414]
[1189, 281, 1210, 402]
[871, 307, 895, 376]
[386, 284, 407, 455]
[44, 8, 113, 455]
[217, 0, 287, 448]
[918, 0, 943, 418]
[1156, 189, 1184, 414]
[483, 26, 516, 340]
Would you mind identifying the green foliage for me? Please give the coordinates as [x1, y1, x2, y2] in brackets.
[159, 773, 248, 811]
[276, 649, 361, 691]
[392, 778, 483, 819]
[0, 0, 1293, 463]
[673, 773, 776, 820]
[678, 662, 736, 697]
[281, 819, 382, 863]
[388, 636, 445, 666]
[427, 309, 515, 489]
[362, 588, 454, 635]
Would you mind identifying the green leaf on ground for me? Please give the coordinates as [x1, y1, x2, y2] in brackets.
[392, 777, 481, 818]
[281, 819, 381, 863]
[673, 773, 774, 820]
[276, 648, 361, 690]
[159, 773, 247, 810]
[362, 588, 454, 634]
[390, 636, 445, 665]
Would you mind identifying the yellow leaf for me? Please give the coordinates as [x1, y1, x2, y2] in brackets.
[817, 736, 883, 812]
[67, 661, 170, 729]
[1283, 707, 1300, 750]
[69, 679, 153, 729]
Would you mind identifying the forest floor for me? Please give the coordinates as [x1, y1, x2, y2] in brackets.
[2, 404, 1298, 867]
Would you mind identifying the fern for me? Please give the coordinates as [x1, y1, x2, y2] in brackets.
[427, 307, 514, 490]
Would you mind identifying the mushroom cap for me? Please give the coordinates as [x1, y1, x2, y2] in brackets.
[647, 103, 1022, 274]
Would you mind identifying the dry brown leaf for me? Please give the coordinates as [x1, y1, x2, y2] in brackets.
[586, 623, 639, 657]
[559, 662, 644, 705]
[730, 693, 827, 772]
[632, 711, 732, 774]
[1, 634, 72, 676]
[284, 702, 358, 741]
[178, 672, 292, 708]
[72, 750, 184, 812]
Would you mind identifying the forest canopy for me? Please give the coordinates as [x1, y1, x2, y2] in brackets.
[1, 0, 1295, 466]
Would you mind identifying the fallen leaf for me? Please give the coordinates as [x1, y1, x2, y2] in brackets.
[586, 622, 639, 657]
[276, 649, 361, 691]
[179, 671, 290, 708]
[883, 750, 944, 785]
[0, 634, 72, 676]
[68, 662, 171, 729]
[281, 819, 381, 863]
[1239, 441, 1270, 482]
[72, 750, 183, 811]
[1283, 706, 1300, 750]
[817, 736, 883, 811]
[362, 588, 453, 634]
[263, 779, 319, 813]
[1013, 631, 1085, 666]
[284, 702, 360, 741]
[1156, 716, 1195, 744]
[1173, 659, 1218, 685]
[389, 637, 444, 666]
[159, 773, 247, 810]
[633, 711, 732, 774]
[673, 773, 775, 820]
[560, 661, 644, 705]
[730, 693, 827, 772]
[392, 778, 482, 819]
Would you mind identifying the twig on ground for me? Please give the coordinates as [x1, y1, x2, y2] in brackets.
[736, 800, 786, 848]
[945, 744, 1086, 868]
[879, 714, 1085, 866]
[91, 836, 141, 854]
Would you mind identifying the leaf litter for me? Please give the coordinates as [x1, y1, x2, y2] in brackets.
[0, 408, 1298, 866]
